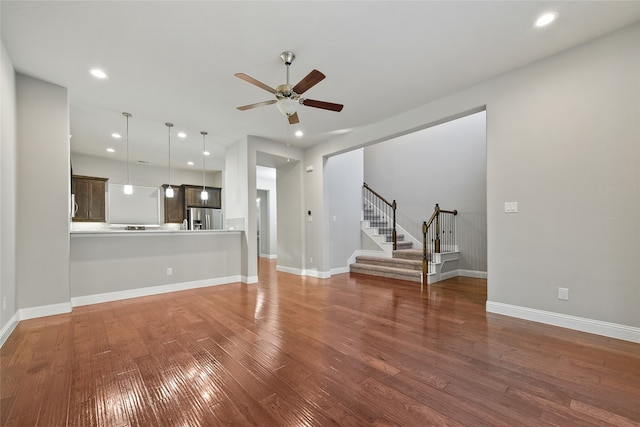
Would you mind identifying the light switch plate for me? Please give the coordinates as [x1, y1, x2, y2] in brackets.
[505, 202, 518, 213]
[558, 287, 569, 300]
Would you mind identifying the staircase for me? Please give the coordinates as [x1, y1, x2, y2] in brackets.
[350, 249, 423, 283]
[364, 205, 413, 250]
[350, 205, 422, 283]
[350, 185, 459, 285]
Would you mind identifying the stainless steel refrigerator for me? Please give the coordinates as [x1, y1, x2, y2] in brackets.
[188, 207, 223, 230]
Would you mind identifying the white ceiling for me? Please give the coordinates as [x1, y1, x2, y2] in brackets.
[2, 1, 639, 171]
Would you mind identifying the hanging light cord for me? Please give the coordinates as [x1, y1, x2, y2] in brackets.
[166, 122, 173, 188]
[201, 131, 208, 191]
[123, 112, 132, 185]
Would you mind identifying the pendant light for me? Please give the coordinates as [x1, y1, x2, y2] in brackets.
[165, 122, 174, 198]
[200, 131, 208, 201]
[122, 112, 133, 195]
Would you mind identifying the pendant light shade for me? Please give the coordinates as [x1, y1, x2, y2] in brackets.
[165, 122, 174, 198]
[200, 131, 208, 201]
[122, 112, 133, 195]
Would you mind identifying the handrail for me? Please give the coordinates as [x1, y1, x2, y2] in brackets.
[363, 183, 394, 208]
[362, 183, 397, 250]
[422, 203, 458, 285]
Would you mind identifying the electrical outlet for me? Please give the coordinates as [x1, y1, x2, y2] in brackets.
[558, 287, 569, 301]
[504, 202, 518, 213]
[166, 267, 173, 276]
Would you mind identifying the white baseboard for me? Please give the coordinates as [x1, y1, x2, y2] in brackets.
[458, 269, 488, 279]
[330, 266, 350, 275]
[71, 276, 242, 307]
[276, 265, 331, 279]
[439, 270, 458, 281]
[304, 269, 331, 279]
[486, 301, 640, 343]
[0, 312, 20, 348]
[242, 275, 259, 284]
[432, 269, 487, 283]
[20, 302, 72, 320]
[276, 265, 300, 275]
[259, 254, 277, 259]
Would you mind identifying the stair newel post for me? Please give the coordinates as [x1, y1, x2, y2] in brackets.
[422, 221, 428, 285]
[434, 203, 441, 254]
[392, 200, 397, 251]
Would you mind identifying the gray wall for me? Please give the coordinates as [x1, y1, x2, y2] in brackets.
[303, 24, 639, 329]
[326, 148, 364, 271]
[364, 111, 487, 273]
[485, 25, 638, 325]
[257, 166, 277, 257]
[277, 160, 304, 271]
[70, 233, 241, 297]
[1, 41, 18, 331]
[225, 136, 304, 279]
[16, 74, 70, 309]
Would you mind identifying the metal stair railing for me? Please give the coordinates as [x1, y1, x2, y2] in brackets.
[422, 204, 458, 284]
[362, 183, 397, 250]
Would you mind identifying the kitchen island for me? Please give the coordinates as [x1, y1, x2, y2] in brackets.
[70, 229, 243, 306]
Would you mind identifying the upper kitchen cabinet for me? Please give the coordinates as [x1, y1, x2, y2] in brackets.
[162, 184, 185, 223]
[72, 175, 107, 222]
[184, 185, 221, 209]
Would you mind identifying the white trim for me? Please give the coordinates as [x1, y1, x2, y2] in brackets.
[458, 269, 488, 279]
[439, 270, 459, 281]
[486, 301, 640, 343]
[331, 266, 350, 275]
[20, 302, 72, 320]
[71, 276, 242, 307]
[277, 265, 301, 275]
[242, 275, 259, 284]
[303, 269, 331, 279]
[0, 312, 20, 348]
[276, 265, 331, 279]
[259, 254, 277, 259]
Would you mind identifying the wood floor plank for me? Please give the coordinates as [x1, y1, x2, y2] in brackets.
[1, 259, 639, 426]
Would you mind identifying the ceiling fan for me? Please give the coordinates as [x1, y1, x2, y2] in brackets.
[235, 51, 343, 125]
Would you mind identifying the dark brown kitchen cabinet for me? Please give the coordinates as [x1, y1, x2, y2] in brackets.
[162, 184, 185, 223]
[184, 185, 221, 208]
[72, 175, 107, 222]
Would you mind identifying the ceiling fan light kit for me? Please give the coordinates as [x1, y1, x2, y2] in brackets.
[235, 51, 343, 125]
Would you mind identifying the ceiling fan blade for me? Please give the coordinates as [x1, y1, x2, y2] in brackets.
[300, 98, 344, 112]
[288, 112, 300, 125]
[236, 100, 276, 111]
[292, 69, 325, 95]
[235, 73, 276, 94]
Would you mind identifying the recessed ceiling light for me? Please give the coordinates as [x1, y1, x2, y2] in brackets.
[111, 133, 121, 139]
[177, 132, 186, 138]
[534, 12, 558, 28]
[187, 161, 194, 166]
[295, 130, 303, 137]
[106, 148, 115, 153]
[90, 68, 108, 79]
[203, 151, 210, 156]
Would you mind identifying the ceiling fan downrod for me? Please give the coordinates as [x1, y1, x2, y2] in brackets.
[280, 51, 295, 86]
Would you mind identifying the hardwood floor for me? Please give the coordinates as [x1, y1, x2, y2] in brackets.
[1, 259, 639, 426]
